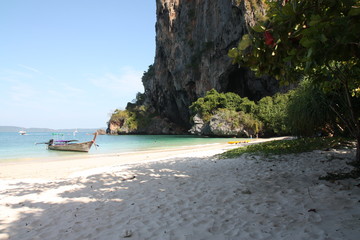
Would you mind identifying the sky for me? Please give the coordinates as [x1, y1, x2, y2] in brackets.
[0, 0, 156, 129]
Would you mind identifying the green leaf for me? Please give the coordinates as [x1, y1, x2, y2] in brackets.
[238, 34, 252, 50]
[307, 48, 313, 58]
[320, 34, 327, 43]
[228, 48, 239, 58]
[283, 55, 293, 62]
[288, 49, 297, 56]
[282, 4, 295, 16]
[348, 7, 360, 16]
[299, 37, 315, 48]
[309, 14, 321, 26]
[252, 23, 266, 33]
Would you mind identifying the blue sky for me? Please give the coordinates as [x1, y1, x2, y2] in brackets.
[0, 0, 156, 129]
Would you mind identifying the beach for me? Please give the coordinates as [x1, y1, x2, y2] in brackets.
[1, 138, 359, 240]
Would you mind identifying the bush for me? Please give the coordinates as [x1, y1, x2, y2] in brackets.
[256, 92, 292, 136]
[214, 108, 262, 134]
[109, 109, 129, 124]
[189, 80, 356, 138]
[190, 89, 256, 122]
[286, 79, 337, 137]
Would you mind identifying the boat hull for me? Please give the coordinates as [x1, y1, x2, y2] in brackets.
[48, 141, 94, 152]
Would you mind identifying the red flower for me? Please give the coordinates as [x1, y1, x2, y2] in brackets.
[264, 31, 275, 47]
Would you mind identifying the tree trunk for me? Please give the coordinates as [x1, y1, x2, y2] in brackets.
[356, 136, 360, 167]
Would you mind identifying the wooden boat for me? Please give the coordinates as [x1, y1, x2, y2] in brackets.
[37, 133, 97, 152]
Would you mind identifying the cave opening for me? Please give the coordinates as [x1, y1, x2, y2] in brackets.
[220, 65, 280, 101]
[223, 66, 256, 100]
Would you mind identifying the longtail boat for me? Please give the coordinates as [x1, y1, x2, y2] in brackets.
[37, 133, 98, 152]
[18, 130, 27, 135]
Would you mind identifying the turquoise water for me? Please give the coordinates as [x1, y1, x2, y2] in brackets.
[0, 132, 240, 161]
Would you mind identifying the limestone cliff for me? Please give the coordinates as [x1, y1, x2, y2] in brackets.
[142, 0, 279, 130]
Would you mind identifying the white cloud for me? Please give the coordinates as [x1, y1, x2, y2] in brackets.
[0, 69, 33, 80]
[1, 65, 146, 128]
[2, 66, 84, 108]
[90, 66, 144, 96]
[60, 83, 84, 95]
[18, 64, 41, 74]
[10, 81, 38, 102]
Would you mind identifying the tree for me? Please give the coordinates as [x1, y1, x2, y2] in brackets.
[189, 89, 262, 136]
[286, 78, 340, 136]
[256, 92, 291, 136]
[229, 0, 360, 164]
[189, 89, 257, 122]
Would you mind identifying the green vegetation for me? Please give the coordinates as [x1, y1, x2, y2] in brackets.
[189, 89, 262, 135]
[256, 92, 291, 135]
[109, 65, 157, 134]
[190, 89, 292, 136]
[228, 0, 360, 164]
[218, 137, 351, 159]
[142, 65, 155, 83]
[189, 85, 355, 138]
[286, 79, 339, 136]
[109, 91, 155, 134]
[218, 136, 360, 180]
[190, 89, 254, 121]
[213, 108, 261, 135]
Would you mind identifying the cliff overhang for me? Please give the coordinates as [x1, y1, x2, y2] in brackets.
[108, 0, 282, 135]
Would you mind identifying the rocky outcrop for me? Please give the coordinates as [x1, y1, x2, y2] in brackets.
[189, 112, 255, 137]
[188, 114, 205, 135]
[107, 121, 121, 135]
[107, 115, 184, 135]
[96, 129, 106, 135]
[142, 0, 279, 131]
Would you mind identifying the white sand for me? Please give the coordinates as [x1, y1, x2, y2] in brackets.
[0, 139, 359, 240]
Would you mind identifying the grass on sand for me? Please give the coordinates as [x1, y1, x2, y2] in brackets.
[219, 137, 353, 159]
[218, 137, 359, 180]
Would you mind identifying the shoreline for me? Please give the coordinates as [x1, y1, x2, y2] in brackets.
[0, 142, 228, 164]
[0, 137, 359, 239]
[0, 137, 285, 180]
[0, 142, 233, 180]
[0, 133, 249, 163]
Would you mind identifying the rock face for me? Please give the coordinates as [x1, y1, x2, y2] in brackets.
[142, 0, 279, 130]
[189, 113, 254, 137]
[107, 115, 184, 135]
[208, 112, 252, 137]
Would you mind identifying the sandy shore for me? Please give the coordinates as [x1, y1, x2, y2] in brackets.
[1, 138, 359, 239]
[0, 142, 236, 180]
[0, 138, 280, 180]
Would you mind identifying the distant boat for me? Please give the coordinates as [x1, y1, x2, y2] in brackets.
[73, 129, 78, 136]
[36, 133, 98, 152]
[18, 130, 26, 135]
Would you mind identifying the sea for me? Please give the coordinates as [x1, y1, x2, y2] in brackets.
[0, 132, 241, 162]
